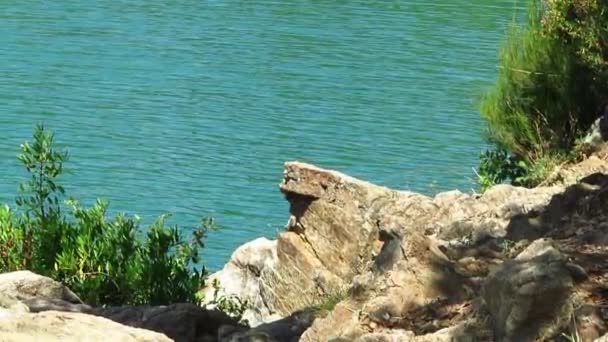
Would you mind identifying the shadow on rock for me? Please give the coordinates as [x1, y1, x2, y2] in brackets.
[22, 299, 243, 342]
[506, 172, 608, 242]
[220, 308, 317, 342]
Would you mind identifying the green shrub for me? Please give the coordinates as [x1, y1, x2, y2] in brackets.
[543, 0, 608, 76]
[0, 124, 214, 305]
[476, 149, 526, 192]
[311, 290, 347, 317]
[476, 148, 570, 191]
[480, 1, 580, 161]
[14, 124, 69, 271]
[0, 205, 24, 271]
[479, 0, 608, 189]
[207, 279, 250, 322]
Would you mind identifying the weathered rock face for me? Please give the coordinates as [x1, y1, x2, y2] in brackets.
[0, 311, 172, 342]
[0, 271, 244, 341]
[203, 162, 400, 324]
[0, 270, 83, 305]
[204, 161, 564, 325]
[0, 271, 173, 341]
[208, 157, 608, 341]
[482, 239, 575, 341]
[268, 162, 396, 314]
[298, 231, 492, 342]
[201, 237, 280, 326]
[4, 155, 608, 340]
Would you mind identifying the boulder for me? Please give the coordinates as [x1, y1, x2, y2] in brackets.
[0, 310, 171, 342]
[0, 270, 82, 304]
[582, 108, 608, 151]
[200, 237, 280, 326]
[0, 271, 242, 341]
[482, 239, 575, 341]
[203, 161, 404, 322]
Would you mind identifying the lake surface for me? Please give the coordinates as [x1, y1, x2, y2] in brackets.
[1, 1, 524, 269]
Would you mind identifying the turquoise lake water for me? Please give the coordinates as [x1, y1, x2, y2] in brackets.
[1, 1, 524, 269]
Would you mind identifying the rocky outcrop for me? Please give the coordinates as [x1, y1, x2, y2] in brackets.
[0, 311, 172, 342]
[202, 162, 401, 324]
[0, 270, 244, 341]
[0, 270, 83, 305]
[201, 237, 280, 326]
[482, 239, 575, 341]
[207, 156, 608, 341]
[0, 271, 172, 341]
[203, 162, 563, 325]
[6, 153, 608, 340]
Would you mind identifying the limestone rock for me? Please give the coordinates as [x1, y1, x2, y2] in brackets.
[208, 161, 590, 340]
[200, 237, 279, 326]
[0, 310, 171, 342]
[482, 241, 574, 341]
[0, 271, 241, 341]
[207, 158, 608, 341]
[582, 111, 608, 150]
[0, 271, 82, 304]
[300, 232, 476, 342]
[213, 161, 402, 320]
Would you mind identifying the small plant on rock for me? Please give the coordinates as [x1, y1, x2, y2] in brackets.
[311, 289, 348, 317]
[208, 278, 250, 323]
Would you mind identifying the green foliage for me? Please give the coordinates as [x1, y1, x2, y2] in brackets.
[0, 205, 24, 271]
[543, 0, 608, 76]
[207, 279, 250, 322]
[479, 0, 608, 189]
[0, 124, 216, 306]
[500, 239, 516, 254]
[311, 290, 347, 317]
[477, 149, 526, 192]
[480, 0, 582, 160]
[15, 124, 69, 271]
[476, 148, 570, 191]
[514, 151, 570, 186]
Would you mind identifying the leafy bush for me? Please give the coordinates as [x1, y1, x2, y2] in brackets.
[207, 279, 250, 322]
[476, 148, 570, 191]
[0, 124, 213, 305]
[481, 1, 577, 160]
[479, 0, 608, 189]
[476, 149, 525, 192]
[0, 205, 23, 272]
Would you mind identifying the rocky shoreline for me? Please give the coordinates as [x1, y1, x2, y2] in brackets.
[3, 155, 608, 341]
[203, 156, 608, 341]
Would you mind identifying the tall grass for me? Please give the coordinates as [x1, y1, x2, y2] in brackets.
[478, 0, 608, 189]
[481, 0, 579, 161]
